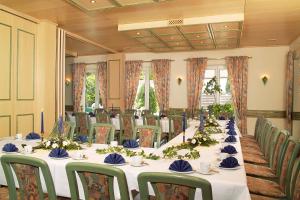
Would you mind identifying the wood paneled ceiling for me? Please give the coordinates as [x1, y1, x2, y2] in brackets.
[68, 0, 173, 11]
[123, 22, 242, 52]
[1, 0, 299, 55]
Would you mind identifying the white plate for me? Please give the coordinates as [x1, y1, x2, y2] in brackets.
[49, 156, 69, 160]
[169, 170, 194, 174]
[218, 165, 241, 170]
[105, 162, 127, 166]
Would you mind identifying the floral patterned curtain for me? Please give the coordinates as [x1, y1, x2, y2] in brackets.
[186, 57, 208, 113]
[225, 56, 249, 135]
[125, 60, 143, 109]
[286, 51, 295, 133]
[152, 59, 171, 110]
[97, 62, 108, 109]
[72, 63, 86, 112]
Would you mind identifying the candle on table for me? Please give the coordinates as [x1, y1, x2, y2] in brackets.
[58, 115, 63, 135]
[41, 109, 44, 134]
[182, 112, 186, 142]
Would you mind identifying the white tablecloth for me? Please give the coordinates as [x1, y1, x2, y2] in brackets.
[0, 120, 250, 200]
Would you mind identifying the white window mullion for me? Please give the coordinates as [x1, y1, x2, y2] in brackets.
[144, 64, 150, 110]
[95, 72, 100, 108]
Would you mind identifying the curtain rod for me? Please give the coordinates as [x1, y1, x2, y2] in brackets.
[184, 56, 253, 61]
[74, 59, 175, 65]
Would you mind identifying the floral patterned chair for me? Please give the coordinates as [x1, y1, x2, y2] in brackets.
[245, 129, 289, 179]
[138, 172, 213, 200]
[1, 155, 58, 200]
[95, 112, 110, 124]
[50, 121, 76, 140]
[119, 114, 135, 144]
[74, 112, 90, 136]
[247, 137, 300, 199]
[66, 162, 130, 200]
[89, 123, 115, 144]
[168, 115, 187, 140]
[143, 114, 159, 127]
[133, 125, 161, 148]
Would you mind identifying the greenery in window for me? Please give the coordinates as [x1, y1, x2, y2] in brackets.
[135, 83, 158, 114]
[85, 73, 96, 107]
[207, 103, 234, 118]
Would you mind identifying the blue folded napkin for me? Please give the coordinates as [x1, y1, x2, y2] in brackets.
[2, 143, 18, 152]
[226, 124, 235, 129]
[123, 140, 139, 148]
[221, 145, 238, 154]
[169, 160, 193, 172]
[220, 157, 240, 168]
[227, 129, 237, 136]
[26, 132, 41, 140]
[225, 136, 237, 143]
[104, 153, 125, 164]
[49, 148, 69, 158]
[76, 135, 88, 143]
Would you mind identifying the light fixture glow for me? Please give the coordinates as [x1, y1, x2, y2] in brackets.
[90, 0, 96, 3]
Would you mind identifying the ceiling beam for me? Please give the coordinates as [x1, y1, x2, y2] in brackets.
[207, 24, 216, 49]
[175, 26, 195, 49]
[65, 49, 78, 57]
[108, 0, 122, 7]
[149, 30, 172, 49]
[65, 30, 118, 54]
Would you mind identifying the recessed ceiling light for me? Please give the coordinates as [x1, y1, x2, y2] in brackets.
[267, 38, 277, 41]
[90, 0, 96, 3]
[196, 35, 200, 38]
[136, 32, 140, 35]
[224, 25, 228, 28]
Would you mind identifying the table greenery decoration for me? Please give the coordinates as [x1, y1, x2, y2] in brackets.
[187, 130, 219, 147]
[162, 143, 200, 159]
[204, 126, 223, 134]
[205, 114, 220, 127]
[35, 137, 82, 150]
[96, 146, 160, 160]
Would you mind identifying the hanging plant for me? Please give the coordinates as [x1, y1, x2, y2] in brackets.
[204, 76, 222, 95]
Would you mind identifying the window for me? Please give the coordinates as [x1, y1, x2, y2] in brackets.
[134, 64, 159, 114]
[201, 66, 231, 107]
[83, 66, 101, 112]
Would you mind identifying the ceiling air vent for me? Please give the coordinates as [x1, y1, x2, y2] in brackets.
[168, 19, 183, 26]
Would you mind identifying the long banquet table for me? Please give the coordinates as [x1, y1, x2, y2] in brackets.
[0, 120, 250, 200]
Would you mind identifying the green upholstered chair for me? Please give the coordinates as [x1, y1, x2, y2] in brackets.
[245, 130, 289, 179]
[290, 157, 300, 200]
[119, 113, 135, 144]
[1, 155, 57, 200]
[137, 172, 213, 200]
[240, 116, 264, 141]
[89, 123, 115, 144]
[50, 121, 75, 140]
[247, 137, 300, 199]
[168, 115, 187, 140]
[95, 112, 111, 124]
[143, 114, 160, 127]
[74, 112, 90, 135]
[133, 125, 161, 148]
[66, 162, 130, 200]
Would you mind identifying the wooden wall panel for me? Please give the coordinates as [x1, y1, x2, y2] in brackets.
[16, 114, 34, 134]
[108, 60, 121, 99]
[0, 23, 11, 100]
[0, 116, 11, 137]
[17, 29, 35, 100]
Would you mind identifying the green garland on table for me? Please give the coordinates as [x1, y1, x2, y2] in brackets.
[34, 137, 82, 150]
[204, 126, 223, 134]
[96, 146, 160, 160]
[163, 143, 200, 160]
[187, 131, 219, 147]
[204, 114, 220, 127]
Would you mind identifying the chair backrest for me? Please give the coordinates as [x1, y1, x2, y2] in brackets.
[133, 125, 161, 148]
[290, 157, 300, 200]
[264, 126, 280, 160]
[89, 123, 115, 144]
[255, 117, 268, 141]
[120, 114, 135, 143]
[66, 162, 130, 200]
[143, 114, 159, 127]
[277, 137, 300, 196]
[124, 109, 136, 114]
[138, 172, 213, 200]
[169, 115, 186, 139]
[74, 112, 90, 135]
[50, 121, 75, 140]
[253, 116, 263, 138]
[1, 155, 57, 200]
[94, 108, 106, 115]
[271, 130, 290, 173]
[95, 112, 110, 124]
[168, 108, 184, 116]
[258, 120, 272, 148]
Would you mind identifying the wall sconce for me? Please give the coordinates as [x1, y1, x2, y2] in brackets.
[177, 77, 183, 85]
[261, 74, 269, 85]
[65, 78, 71, 86]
